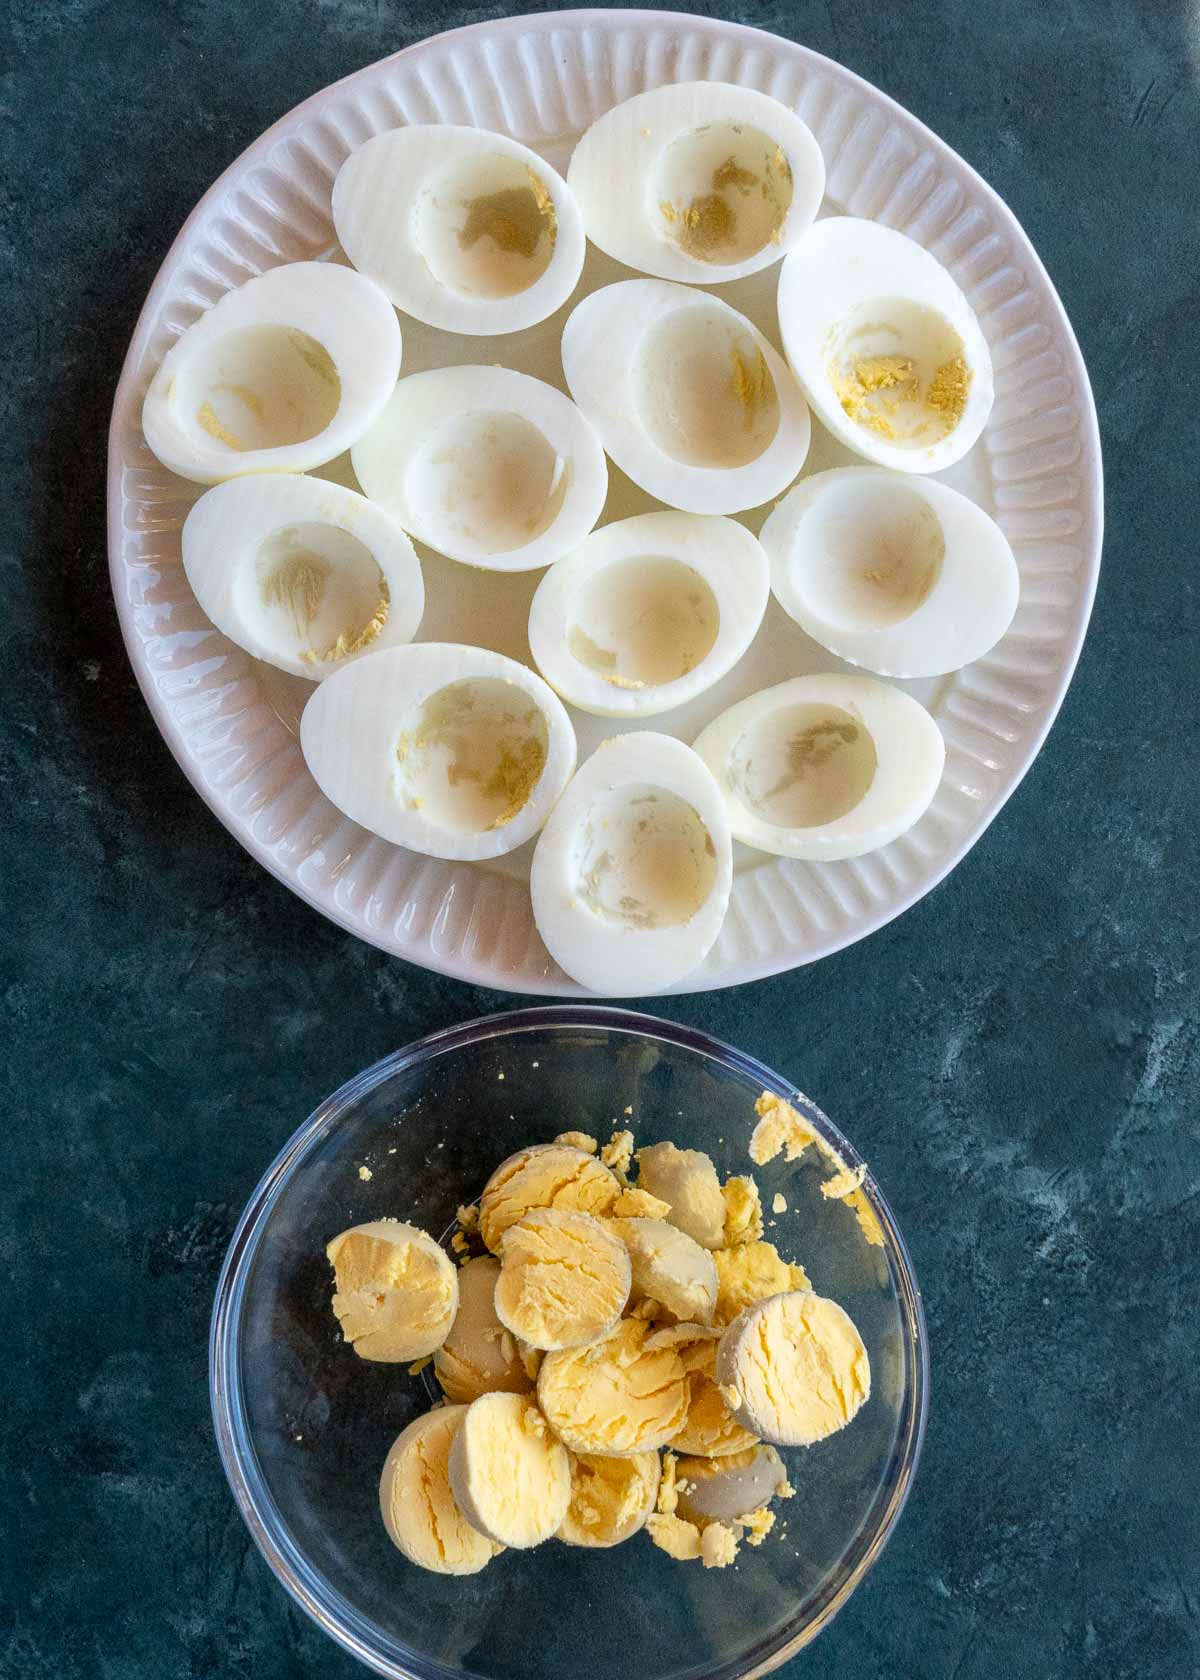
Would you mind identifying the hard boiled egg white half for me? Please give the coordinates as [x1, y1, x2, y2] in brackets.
[333, 125, 585, 336]
[142, 262, 402, 484]
[352, 366, 608, 571]
[777, 219, 993, 474]
[562, 280, 810, 516]
[761, 468, 1019, 678]
[300, 643, 576, 861]
[182, 474, 424, 679]
[528, 512, 770, 718]
[693, 673, 944, 860]
[568, 82, 825, 285]
[530, 733, 733, 995]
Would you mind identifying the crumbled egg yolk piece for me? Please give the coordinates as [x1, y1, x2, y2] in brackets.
[612, 1186, 673, 1219]
[601, 1128, 635, 1181]
[657, 1450, 679, 1515]
[750, 1091, 819, 1164]
[721, 1174, 763, 1247]
[516, 1338, 544, 1383]
[822, 1163, 868, 1200]
[554, 1130, 599, 1154]
[741, 1505, 776, 1546]
[700, 1522, 740, 1569]
[752, 1092, 883, 1247]
[645, 1512, 703, 1560]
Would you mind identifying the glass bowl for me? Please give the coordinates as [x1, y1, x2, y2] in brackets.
[210, 1007, 928, 1680]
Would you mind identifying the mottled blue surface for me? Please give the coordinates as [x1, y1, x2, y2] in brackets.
[1, 2, 1198, 1677]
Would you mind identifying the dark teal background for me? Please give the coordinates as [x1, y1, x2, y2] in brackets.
[2, 3, 1198, 1676]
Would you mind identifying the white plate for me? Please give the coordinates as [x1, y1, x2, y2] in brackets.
[107, 9, 1102, 996]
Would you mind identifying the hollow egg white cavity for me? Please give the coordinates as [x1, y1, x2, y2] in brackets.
[568, 82, 824, 285]
[562, 281, 810, 515]
[528, 512, 769, 717]
[777, 218, 994, 474]
[142, 263, 402, 484]
[333, 126, 585, 336]
[529, 734, 733, 995]
[761, 468, 1019, 678]
[692, 673, 944, 860]
[181, 475, 423, 679]
[352, 366, 608, 571]
[300, 644, 576, 861]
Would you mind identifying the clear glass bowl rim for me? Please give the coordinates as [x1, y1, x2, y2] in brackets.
[210, 1004, 930, 1680]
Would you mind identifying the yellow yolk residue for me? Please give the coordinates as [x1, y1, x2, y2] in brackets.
[656, 1449, 678, 1514]
[926, 354, 972, 425]
[742, 1505, 776, 1546]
